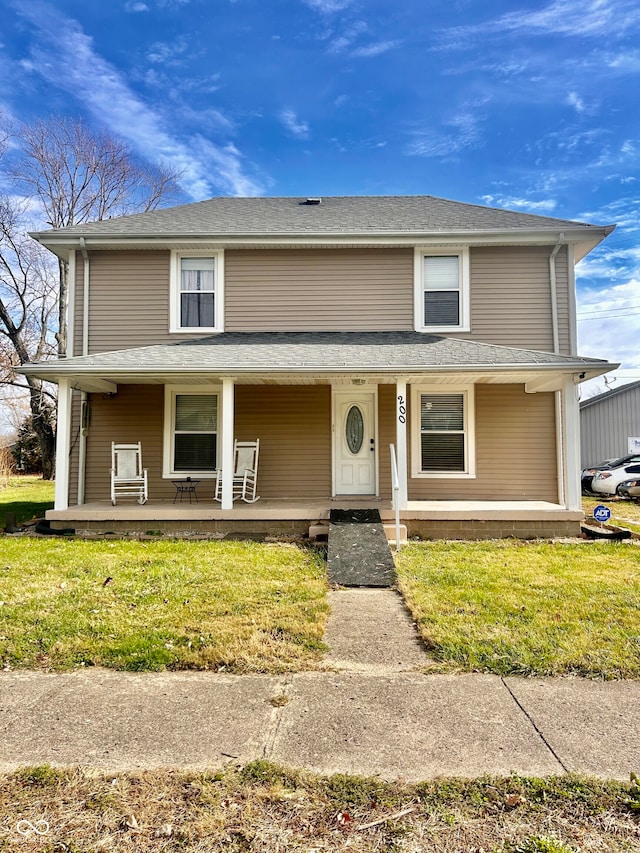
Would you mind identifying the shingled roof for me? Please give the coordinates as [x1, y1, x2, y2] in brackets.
[20, 332, 613, 384]
[30, 195, 612, 239]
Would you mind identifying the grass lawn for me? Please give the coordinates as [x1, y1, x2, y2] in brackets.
[1, 764, 638, 852]
[396, 540, 640, 679]
[0, 475, 54, 528]
[0, 538, 328, 673]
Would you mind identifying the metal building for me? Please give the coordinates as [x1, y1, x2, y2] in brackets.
[580, 380, 640, 467]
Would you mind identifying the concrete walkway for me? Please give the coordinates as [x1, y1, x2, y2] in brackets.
[1, 589, 639, 781]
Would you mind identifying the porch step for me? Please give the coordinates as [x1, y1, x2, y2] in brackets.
[327, 508, 397, 588]
[309, 520, 407, 545]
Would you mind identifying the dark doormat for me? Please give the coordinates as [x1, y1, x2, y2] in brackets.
[327, 508, 396, 587]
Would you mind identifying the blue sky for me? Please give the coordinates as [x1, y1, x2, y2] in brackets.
[1, 0, 639, 397]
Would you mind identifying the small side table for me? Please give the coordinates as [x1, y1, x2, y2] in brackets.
[172, 478, 200, 504]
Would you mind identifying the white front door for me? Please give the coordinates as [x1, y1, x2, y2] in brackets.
[334, 391, 377, 495]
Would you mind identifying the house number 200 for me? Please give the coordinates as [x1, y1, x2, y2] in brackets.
[397, 395, 406, 424]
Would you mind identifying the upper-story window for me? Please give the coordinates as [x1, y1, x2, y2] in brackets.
[414, 247, 470, 333]
[169, 250, 224, 333]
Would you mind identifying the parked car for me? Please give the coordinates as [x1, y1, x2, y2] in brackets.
[582, 454, 640, 493]
[617, 478, 640, 500]
[591, 461, 640, 496]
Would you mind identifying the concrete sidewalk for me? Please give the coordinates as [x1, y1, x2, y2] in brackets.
[1, 590, 639, 781]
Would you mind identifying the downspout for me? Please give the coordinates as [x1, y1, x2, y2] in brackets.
[549, 233, 563, 356]
[78, 238, 90, 506]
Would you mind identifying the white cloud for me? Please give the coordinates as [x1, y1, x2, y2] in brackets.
[566, 91, 587, 113]
[279, 109, 310, 139]
[351, 40, 399, 58]
[147, 38, 188, 64]
[407, 103, 488, 158]
[327, 20, 368, 54]
[480, 194, 558, 213]
[11, 0, 263, 198]
[303, 0, 352, 13]
[124, 1, 149, 11]
[445, 0, 640, 42]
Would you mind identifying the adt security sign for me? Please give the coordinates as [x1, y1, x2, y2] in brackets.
[593, 504, 611, 523]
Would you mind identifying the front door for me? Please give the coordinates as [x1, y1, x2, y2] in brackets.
[334, 391, 377, 495]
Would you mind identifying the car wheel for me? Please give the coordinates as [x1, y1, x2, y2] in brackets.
[615, 485, 627, 497]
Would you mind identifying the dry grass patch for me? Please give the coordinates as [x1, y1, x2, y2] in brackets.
[0, 538, 328, 673]
[396, 540, 640, 679]
[0, 764, 637, 852]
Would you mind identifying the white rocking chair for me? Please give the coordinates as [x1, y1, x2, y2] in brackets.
[215, 439, 260, 503]
[110, 442, 148, 505]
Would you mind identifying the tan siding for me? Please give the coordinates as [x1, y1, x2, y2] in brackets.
[408, 385, 558, 501]
[82, 383, 557, 502]
[462, 246, 555, 351]
[377, 385, 396, 499]
[76, 245, 568, 348]
[83, 383, 332, 501]
[235, 385, 331, 497]
[68, 392, 81, 505]
[87, 251, 171, 353]
[225, 249, 414, 331]
[84, 385, 171, 501]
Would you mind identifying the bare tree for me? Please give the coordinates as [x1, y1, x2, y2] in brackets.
[14, 116, 181, 358]
[0, 193, 58, 477]
[0, 114, 182, 478]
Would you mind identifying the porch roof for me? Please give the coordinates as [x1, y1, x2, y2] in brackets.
[20, 331, 616, 391]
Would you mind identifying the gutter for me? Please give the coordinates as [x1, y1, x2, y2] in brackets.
[20, 360, 617, 380]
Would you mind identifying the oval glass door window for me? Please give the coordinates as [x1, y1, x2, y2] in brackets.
[346, 405, 364, 454]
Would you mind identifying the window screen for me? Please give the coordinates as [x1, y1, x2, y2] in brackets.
[420, 393, 465, 472]
[424, 255, 460, 327]
[174, 394, 217, 471]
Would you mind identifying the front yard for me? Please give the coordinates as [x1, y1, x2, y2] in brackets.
[1, 476, 640, 678]
[0, 538, 328, 673]
[395, 540, 640, 679]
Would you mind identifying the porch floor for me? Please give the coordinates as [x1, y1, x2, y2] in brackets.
[47, 498, 583, 523]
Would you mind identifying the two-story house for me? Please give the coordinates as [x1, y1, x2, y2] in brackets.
[22, 195, 615, 538]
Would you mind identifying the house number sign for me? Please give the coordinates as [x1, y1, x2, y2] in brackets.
[397, 395, 406, 424]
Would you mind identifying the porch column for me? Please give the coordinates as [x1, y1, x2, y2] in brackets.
[221, 377, 235, 510]
[561, 376, 581, 510]
[396, 379, 408, 509]
[54, 378, 72, 511]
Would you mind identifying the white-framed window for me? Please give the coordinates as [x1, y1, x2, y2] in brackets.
[163, 385, 221, 477]
[169, 250, 224, 333]
[413, 247, 470, 333]
[411, 384, 475, 478]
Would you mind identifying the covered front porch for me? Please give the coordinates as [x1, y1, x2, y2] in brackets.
[21, 331, 615, 540]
